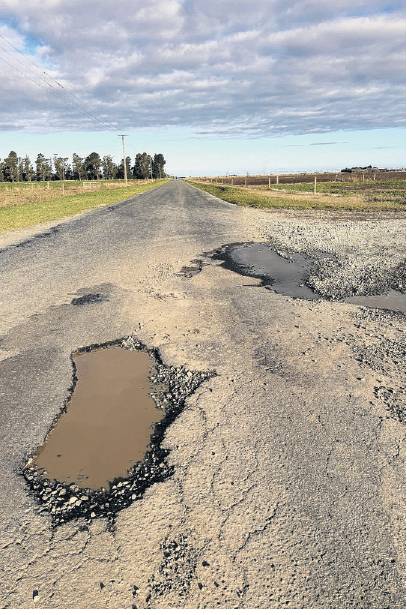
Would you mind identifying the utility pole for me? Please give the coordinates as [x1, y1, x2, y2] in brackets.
[118, 134, 128, 185]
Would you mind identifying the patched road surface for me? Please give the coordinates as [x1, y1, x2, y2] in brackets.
[0, 180, 405, 608]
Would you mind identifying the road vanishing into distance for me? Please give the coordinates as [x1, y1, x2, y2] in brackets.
[0, 180, 405, 608]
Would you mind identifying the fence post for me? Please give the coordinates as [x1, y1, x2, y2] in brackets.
[314, 176, 317, 194]
[276, 174, 279, 185]
[268, 174, 271, 189]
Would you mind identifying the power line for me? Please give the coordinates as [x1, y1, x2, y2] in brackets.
[0, 46, 54, 95]
[0, 32, 119, 132]
[0, 36, 71, 96]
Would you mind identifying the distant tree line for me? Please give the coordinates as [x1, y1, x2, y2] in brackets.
[0, 151, 166, 182]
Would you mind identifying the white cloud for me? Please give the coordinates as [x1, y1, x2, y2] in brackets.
[0, 0, 404, 135]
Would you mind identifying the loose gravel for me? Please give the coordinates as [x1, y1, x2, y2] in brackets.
[252, 213, 405, 300]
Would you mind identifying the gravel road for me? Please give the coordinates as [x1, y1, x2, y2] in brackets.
[0, 180, 405, 608]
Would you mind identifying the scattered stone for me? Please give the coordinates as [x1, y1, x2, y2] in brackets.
[148, 535, 198, 600]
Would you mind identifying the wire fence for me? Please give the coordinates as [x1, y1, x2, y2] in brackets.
[197, 170, 405, 187]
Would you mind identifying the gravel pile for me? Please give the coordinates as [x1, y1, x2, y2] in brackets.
[258, 215, 405, 300]
[23, 336, 214, 526]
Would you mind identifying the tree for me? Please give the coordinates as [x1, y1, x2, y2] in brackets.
[152, 153, 166, 179]
[133, 152, 151, 179]
[0, 150, 168, 182]
[3, 151, 19, 182]
[53, 156, 69, 180]
[21, 155, 34, 181]
[72, 153, 84, 180]
[18, 158, 25, 182]
[102, 155, 117, 179]
[133, 154, 142, 179]
[35, 154, 52, 181]
[83, 152, 102, 179]
[117, 156, 131, 180]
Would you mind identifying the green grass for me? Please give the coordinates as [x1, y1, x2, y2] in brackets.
[188, 180, 406, 211]
[0, 180, 168, 233]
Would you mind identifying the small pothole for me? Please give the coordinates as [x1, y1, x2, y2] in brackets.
[176, 259, 205, 278]
[71, 293, 107, 305]
[23, 336, 214, 526]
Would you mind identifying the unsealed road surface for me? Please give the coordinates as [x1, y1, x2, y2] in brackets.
[0, 180, 405, 608]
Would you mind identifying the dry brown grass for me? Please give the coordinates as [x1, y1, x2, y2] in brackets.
[0, 180, 154, 209]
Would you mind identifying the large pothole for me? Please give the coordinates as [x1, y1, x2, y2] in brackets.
[209, 243, 405, 313]
[33, 346, 163, 490]
[23, 336, 213, 526]
[210, 242, 319, 300]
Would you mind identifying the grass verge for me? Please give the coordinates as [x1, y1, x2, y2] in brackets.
[188, 180, 405, 211]
[0, 180, 168, 233]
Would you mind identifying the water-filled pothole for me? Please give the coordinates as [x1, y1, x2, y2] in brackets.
[211, 243, 406, 313]
[34, 347, 163, 490]
[23, 337, 213, 525]
[211, 243, 319, 300]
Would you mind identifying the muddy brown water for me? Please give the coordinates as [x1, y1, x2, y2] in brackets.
[33, 347, 163, 490]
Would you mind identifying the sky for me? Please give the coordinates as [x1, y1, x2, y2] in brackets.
[0, 0, 405, 175]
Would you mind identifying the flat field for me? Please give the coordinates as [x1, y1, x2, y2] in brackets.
[188, 178, 405, 211]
